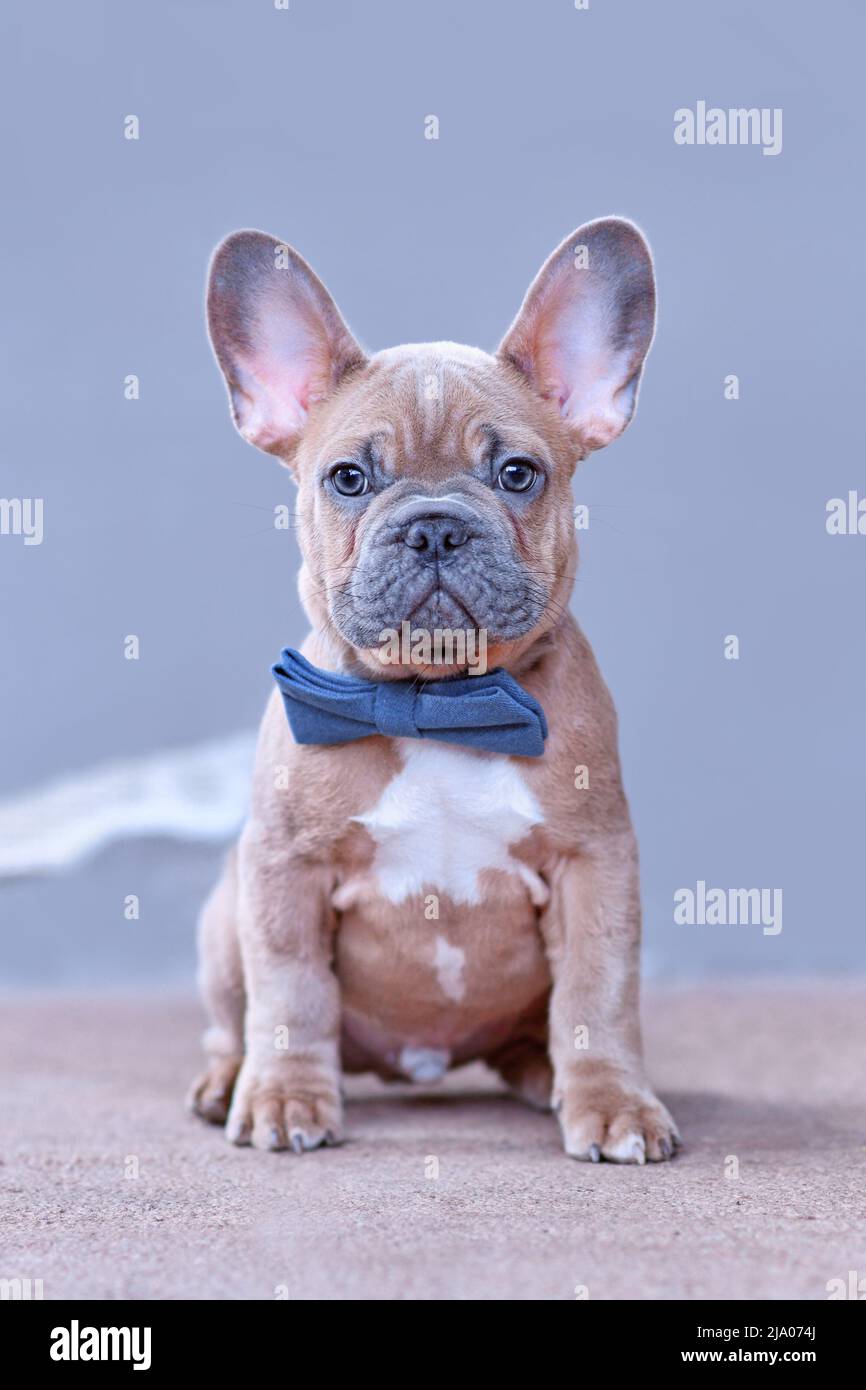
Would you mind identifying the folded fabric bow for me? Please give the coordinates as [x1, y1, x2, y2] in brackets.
[271, 647, 548, 757]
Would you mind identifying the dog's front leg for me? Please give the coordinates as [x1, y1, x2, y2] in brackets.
[225, 822, 342, 1153]
[541, 830, 679, 1164]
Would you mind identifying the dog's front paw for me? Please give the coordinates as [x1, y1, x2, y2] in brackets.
[557, 1067, 680, 1164]
[225, 1056, 343, 1153]
[187, 1056, 241, 1125]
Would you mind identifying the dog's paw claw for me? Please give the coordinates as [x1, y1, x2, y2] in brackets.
[227, 1119, 252, 1147]
[225, 1058, 343, 1155]
[559, 1077, 679, 1165]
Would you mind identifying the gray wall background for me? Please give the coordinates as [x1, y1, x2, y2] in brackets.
[2, 0, 864, 983]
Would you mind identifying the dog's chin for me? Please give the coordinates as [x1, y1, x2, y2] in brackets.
[355, 652, 478, 681]
[329, 609, 545, 682]
[337, 626, 489, 682]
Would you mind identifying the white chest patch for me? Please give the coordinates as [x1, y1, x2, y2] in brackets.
[353, 741, 545, 905]
[434, 935, 466, 1001]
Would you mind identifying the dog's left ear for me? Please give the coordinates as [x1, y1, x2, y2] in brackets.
[498, 217, 656, 454]
[207, 230, 366, 463]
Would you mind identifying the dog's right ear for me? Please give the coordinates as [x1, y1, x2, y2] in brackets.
[206, 230, 366, 463]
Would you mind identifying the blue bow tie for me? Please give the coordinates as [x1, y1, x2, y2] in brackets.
[272, 648, 548, 757]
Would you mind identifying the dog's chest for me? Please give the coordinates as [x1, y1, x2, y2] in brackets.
[350, 741, 546, 905]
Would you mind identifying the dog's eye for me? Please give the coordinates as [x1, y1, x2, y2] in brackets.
[497, 458, 537, 493]
[330, 464, 369, 497]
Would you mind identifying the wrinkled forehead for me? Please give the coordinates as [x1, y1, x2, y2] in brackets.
[301, 342, 557, 481]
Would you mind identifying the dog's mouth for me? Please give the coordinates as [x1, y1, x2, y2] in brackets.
[328, 554, 547, 656]
[405, 578, 479, 629]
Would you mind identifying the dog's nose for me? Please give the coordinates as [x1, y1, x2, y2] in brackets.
[402, 515, 469, 562]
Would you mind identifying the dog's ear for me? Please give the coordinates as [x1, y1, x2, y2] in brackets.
[206, 230, 366, 462]
[497, 218, 656, 454]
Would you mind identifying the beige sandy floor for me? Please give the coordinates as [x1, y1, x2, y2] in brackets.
[2, 985, 865, 1300]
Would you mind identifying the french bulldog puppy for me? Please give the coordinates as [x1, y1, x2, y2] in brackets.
[189, 219, 680, 1164]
